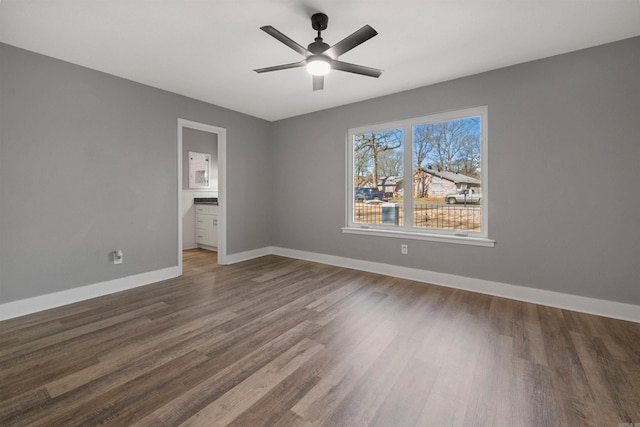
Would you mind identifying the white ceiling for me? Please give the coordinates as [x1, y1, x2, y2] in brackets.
[1, 1, 639, 121]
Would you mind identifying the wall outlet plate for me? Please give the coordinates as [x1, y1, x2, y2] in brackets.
[113, 250, 123, 264]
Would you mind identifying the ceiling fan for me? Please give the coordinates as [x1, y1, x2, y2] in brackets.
[253, 13, 382, 91]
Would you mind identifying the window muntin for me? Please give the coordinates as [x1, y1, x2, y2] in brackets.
[347, 106, 488, 240]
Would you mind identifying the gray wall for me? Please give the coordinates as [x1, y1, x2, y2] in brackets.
[2, 38, 639, 307]
[0, 43, 271, 303]
[270, 37, 640, 305]
[182, 127, 218, 191]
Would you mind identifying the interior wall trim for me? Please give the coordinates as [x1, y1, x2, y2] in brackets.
[0, 267, 180, 321]
[249, 246, 639, 323]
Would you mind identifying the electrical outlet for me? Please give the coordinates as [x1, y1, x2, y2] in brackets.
[401, 244, 408, 255]
[113, 250, 123, 264]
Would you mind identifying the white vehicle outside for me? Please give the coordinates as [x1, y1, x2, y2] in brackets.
[446, 188, 482, 204]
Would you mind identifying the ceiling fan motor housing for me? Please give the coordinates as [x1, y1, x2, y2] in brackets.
[308, 40, 330, 55]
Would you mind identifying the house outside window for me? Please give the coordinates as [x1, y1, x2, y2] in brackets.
[344, 106, 493, 247]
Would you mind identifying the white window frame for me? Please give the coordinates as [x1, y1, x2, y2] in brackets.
[343, 106, 494, 247]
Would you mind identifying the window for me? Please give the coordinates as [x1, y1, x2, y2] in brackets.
[345, 106, 493, 246]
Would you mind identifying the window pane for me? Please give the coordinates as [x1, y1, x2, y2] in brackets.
[412, 116, 482, 232]
[353, 128, 404, 226]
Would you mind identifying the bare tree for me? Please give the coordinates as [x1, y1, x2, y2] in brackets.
[453, 134, 481, 178]
[414, 117, 481, 175]
[377, 149, 403, 178]
[413, 125, 436, 197]
[413, 125, 434, 171]
[413, 168, 432, 198]
[354, 148, 371, 187]
[354, 129, 403, 189]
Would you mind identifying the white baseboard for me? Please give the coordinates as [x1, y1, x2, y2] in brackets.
[223, 246, 274, 265]
[0, 266, 180, 321]
[4, 247, 638, 324]
[268, 247, 640, 324]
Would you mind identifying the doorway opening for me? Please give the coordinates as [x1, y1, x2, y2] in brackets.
[177, 119, 227, 273]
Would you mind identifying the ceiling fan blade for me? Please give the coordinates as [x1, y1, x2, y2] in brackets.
[254, 60, 306, 73]
[313, 75, 324, 91]
[260, 26, 309, 56]
[332, 60, 382, 78]
[324, 25, 378, 58]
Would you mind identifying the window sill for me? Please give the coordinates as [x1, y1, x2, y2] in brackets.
[341, 227, 495, 247]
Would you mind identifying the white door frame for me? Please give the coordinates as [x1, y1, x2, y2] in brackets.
[177, 118, 227, 271]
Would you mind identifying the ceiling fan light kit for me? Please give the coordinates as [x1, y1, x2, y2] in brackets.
[306, 55, 331, 76]
[254, 13, 382, 91]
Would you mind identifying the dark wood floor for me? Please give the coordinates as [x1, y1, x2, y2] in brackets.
[1, 249, 639, 426]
